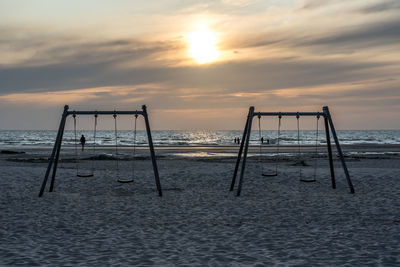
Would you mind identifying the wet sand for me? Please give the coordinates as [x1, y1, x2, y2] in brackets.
[1, 145, 399, 265]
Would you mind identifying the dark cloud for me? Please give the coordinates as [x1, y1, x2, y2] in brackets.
[228, 18, 400, 55]
[226, 35, 283, 50]
[0, 55, 391, 97]
[167, 59, 392, 93]
[0, 62, 157, 93]
[358, 0, 400, 13]
[0, 31, 181, 92]
[301, 19, 400, 49]
[224, 17, 400, 56]
[301, 0, 337, 10]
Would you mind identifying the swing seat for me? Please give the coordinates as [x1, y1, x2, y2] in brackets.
[300, 178, 316, 182]
[117, 178, 134, 183]
[77, 174, 94, 178]
[262, 172, 278, 177]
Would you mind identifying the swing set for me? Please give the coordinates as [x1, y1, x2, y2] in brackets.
[38, 105, 162, 197]
[230, 106, 355, 196]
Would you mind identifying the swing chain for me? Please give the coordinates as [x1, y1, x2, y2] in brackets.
[258, 115, 263, 173]
[314, 114, 320, 179]
[113, 112, 119, 178]
[296, 113, 302, 179]
[132, 114, 138, 179]
[73, 113, 78, 175]
[275, 115, 282, 174]
[91, 113, 98, 174]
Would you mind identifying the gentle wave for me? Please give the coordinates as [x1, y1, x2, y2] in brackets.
[0, 130, 400, 147]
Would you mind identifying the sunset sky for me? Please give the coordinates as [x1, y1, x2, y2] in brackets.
[1, 0, 399, 130]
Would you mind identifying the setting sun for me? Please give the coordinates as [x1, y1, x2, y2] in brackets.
[188, 24, 220, 64]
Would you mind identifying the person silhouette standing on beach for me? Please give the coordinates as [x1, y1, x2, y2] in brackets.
[80, 135, 86, 151]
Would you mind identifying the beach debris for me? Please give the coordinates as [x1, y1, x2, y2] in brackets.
[292, 160, 310, 166]
[89, 154, 117, 160]
[1, 150, 25, 154]
[6, 158, 47, 163]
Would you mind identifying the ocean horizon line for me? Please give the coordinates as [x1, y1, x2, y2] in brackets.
[1, 129, 400, 131]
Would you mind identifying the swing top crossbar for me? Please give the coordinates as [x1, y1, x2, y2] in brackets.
[254, 111, 325, 117]
[62, 104, 148, 117]
[67, 110, 144, 116]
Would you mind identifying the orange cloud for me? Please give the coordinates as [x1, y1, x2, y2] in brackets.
[0, 84, 161, 106]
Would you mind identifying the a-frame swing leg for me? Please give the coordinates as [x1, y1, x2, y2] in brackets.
[39, 105, 69, 197]
[323, 107, 355, 194]
[230, 115, 250, 191]
[49, 109, 68, 192]
[324, 114, 336, 189]
[236, 106, 255, 196]
[142, 105, 163, 197]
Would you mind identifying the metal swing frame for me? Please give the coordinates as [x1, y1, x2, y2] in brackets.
[230, 106, 355, 196]
[38, 105, 162, 197]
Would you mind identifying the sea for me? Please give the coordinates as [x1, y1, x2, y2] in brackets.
[0, 130, 399, 148]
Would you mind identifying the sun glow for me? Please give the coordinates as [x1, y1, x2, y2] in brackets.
[188, 24, 220, 64]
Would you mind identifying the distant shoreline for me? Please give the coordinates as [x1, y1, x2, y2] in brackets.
[2, 144, 400, 161]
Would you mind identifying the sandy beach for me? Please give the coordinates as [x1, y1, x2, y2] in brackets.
[1, 145, 399, 266]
